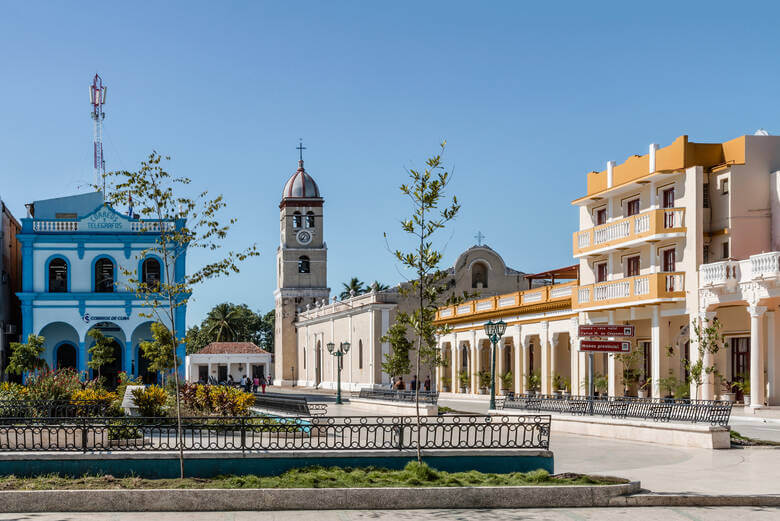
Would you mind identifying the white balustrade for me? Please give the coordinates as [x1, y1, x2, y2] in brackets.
[634, 214, 650, 234]
[33, 220, 79, 232]
[549, 285, 572, 298]
[593, 220, 630, 245]
[439, 308, 453, 318]
[633, 276, 650, 296]
[522, 291, 543, 304]
[700, 260, 739, 286]
[663, 209, 684, 229]
[457, 305, 471, 315]
[476, 301, 492, 311]
[593, 280, 630, 301]
[498, 296, 515, 307]
[665, 273, 684, 292]
[577, 287, 591, 304]
[750, 252, 780, 279]
[577, 232, 591, 249]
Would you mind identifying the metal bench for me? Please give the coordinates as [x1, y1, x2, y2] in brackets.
[608, 400, 629, 419]
[253, 393, 328, 417]
[649, 403, 673, 422]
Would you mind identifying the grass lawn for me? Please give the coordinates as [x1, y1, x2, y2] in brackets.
[0, 462, 626, 490]
[730, 429, 780, 446]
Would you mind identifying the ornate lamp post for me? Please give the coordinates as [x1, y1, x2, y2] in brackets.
[326, 341, 351, 404]
[484, 319, 507, 410]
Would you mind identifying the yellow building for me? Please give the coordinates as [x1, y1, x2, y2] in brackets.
[437, 132, 780, 409]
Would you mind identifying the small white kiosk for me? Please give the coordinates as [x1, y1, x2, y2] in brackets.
[185, 342, 272, 384]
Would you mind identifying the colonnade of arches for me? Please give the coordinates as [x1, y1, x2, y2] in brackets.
[37, 320, 161, 387]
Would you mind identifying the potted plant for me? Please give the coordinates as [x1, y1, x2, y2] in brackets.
[562, 377, 571, 397]
[637, 379, 649, 399]
[458, 370, 470, 393]
[551, 373, 563, 397]
[673, 380, 690, 401]
[719, 378, 736, 402]
[441, 376, 451, 393]
[499, 371, 513, 395]
[526, 371, 541, 396]
[734, 379, 751, 405]
[478, 370, 491, 394]
[593, 374, 608, 397]
[659, 374, 678, 402]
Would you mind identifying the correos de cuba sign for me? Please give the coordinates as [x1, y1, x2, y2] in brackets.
[81, 206, 131, 232]
[82, 313, 130, 323]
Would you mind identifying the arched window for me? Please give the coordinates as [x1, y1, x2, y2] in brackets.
[358, 340, 363, 369]
[56, 343, 77, 369]
[471, 262, 488, 289]
[94, 258, 115, 293]
[305, 211, 315, 228]
[293, 212, 302, 228]
[48, 258, 68, 293]
[142, 258, 161, 290]
[298, 256, 310, 274]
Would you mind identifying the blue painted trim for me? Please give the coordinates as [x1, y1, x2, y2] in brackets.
[90, 254, 118, 293]
[18, 291, 155, 301]
[44, 254, 71, 293]
[52, 341, 79, 370]
[138, 254, 165, 285]
[17, 233, 164, 243]
[78, 341, 87, 373]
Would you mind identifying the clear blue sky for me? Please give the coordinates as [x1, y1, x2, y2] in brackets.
[2, 1, 779, 326]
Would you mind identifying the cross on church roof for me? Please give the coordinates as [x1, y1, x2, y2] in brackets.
[474, 231, 486, 246]
[297, 139, 306, 161]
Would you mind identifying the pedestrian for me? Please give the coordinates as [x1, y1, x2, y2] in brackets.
[240, 375, 247, 389]
[253, 375, 260, 393]
[424, 375, 431, 392]
[396, 376, 405, 390]
[260, 374, 267, 394]
[227, 374, 234, 387]
[410, 375, 417, 391]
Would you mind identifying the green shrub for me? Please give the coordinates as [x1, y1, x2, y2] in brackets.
[131, 386, 168, 417]
[26, 368, 85, 401]
[179, 383, 254, 416]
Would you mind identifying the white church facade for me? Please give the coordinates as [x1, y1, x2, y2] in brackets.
[16, 191, 187, 384]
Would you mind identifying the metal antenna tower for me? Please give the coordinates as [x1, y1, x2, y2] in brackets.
[89, 74, 107, 193]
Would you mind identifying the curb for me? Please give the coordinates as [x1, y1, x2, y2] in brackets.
[611, 493, 780, 507]
[0, 482, 640, 512]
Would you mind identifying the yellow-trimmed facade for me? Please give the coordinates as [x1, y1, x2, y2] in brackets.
[437, 133, 780, 408]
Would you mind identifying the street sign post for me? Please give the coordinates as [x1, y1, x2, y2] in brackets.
[580, 340, 631, 353]
[578, 325, 635, 338]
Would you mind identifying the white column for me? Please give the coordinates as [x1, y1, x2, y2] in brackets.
[570, 317, 580, 396]
[749, 305, 767, 408]
[550, 333, 558, 391]
[208, 363, 213, 382]
[470, 332, 478, 394]
[769, 311, 779, 405]
[540, 323, 550, 394]
[651, 306, 661, 398]
[497, 339, 505, 381]
[607, 310, 618, 397]
[451, 333, 459, 393]
[513, 326, 522, 393]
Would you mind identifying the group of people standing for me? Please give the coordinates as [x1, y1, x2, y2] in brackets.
[392, 374, 431, 392]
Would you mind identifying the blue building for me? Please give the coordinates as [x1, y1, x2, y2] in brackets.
[16, 192, 187, 384]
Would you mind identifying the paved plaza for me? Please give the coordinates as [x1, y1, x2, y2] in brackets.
[2, 508, 779, 520]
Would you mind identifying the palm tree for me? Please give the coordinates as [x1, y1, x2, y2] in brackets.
[340, 277, 366, 299]
[206, 303, 240, 342]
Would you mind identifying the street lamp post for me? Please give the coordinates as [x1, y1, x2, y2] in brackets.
[484, 319, 507, 411]
[326, 341, 351, 405]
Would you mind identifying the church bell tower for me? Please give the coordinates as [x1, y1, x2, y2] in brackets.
[273, 143, 329, 385]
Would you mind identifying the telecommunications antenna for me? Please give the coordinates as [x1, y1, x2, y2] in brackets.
[89, 74, 107, 193]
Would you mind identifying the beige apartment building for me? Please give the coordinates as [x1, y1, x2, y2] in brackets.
[436, 132, 780, 410]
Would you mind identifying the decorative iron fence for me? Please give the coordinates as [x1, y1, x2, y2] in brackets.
[0, 400, 111, 419]
[0, 414, 550, 452]
[252, 393, 327, 416]
[499, 394, 731, 426]
[357, 389, 439, 404]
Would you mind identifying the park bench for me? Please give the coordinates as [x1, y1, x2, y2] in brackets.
[649, 402, 673, 422]
[253, 393, 328, 417]
[608, 400, 629, 419]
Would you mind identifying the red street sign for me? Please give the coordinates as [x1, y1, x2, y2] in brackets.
[580, 340, 631, 353]
[578, 325, 635, 338]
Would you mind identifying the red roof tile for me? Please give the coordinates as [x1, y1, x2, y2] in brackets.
[196, 342, 270, 355]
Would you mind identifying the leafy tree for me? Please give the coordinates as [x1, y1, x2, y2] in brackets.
[384, 142, 463, 463]
[100, 151, 258, 478]
[140, 322, 177, 381]
[340, 277, 366, 299]
[381, 322, 413, 378]
[206, 302, 241, 342]
[184, 303, 270, 354]
[184, 324, 211, 355]
[5, 334, 48, 375]
[258, 310, 275, 353]
[370, 281, 390, 292]
[689, 316, 726, 399]
[87, 329, 117, 381]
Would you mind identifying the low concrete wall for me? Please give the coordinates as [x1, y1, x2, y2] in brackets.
[0, 449, 553, 478]
[494, 409, 730, 449]
[0, 482, 640, 512]
[347, 398, 438, 416]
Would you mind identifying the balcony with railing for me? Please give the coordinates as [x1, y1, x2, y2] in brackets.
[435, 281, 576, 322]
[573, 208, 686, 257]
[573, 272, 685, 310]
[699, 252, 780, 288]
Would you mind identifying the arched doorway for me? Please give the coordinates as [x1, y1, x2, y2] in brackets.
[56, 343, 78, 370]
[137, 346, 158, 385]
[87, 322, 125, 389]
